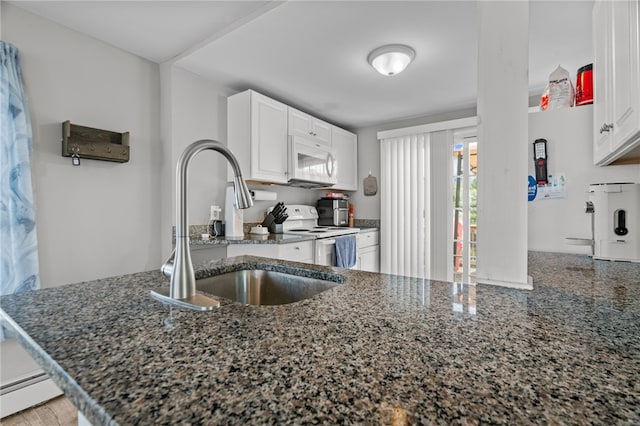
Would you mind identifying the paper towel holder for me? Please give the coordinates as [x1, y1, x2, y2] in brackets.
[250, 189, 277, 201]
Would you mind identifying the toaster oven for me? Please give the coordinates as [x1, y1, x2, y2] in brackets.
[317, 198, 349, 226]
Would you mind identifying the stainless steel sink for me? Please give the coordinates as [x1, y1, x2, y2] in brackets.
[196, 269, 341, 305]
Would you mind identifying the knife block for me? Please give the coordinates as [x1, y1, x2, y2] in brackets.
[268, 223, 284, 234]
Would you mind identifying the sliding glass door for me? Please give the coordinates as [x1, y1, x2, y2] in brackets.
[378, 118, 478, 282]
[452, 128, 477, 283]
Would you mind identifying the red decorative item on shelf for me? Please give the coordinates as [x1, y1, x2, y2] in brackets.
[540, 92, 549, 111]
[575, 64, 593, 106]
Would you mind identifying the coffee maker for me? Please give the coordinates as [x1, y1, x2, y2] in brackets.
[588, 183, 640, 262]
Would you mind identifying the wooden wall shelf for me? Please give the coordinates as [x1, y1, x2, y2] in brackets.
[62, 121, 130, 163]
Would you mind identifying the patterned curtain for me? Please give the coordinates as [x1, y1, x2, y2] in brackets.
[1, 42, 40, 308]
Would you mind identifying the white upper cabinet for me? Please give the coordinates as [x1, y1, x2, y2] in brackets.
[593, 0, 613, 163]
[288, 107, 332, 146]
[331, 126, 358, 191]
[611, 0, 640, 152]
[227, 90, 288, 183]
[228, 90, 358, 188]
[593, 0, 640, 165]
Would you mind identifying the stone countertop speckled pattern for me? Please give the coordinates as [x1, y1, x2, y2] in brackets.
[189, 232, 316, 246]
[354, 218, 380, 228]
[1, 252, 639, 425]
[357, 226, 379, 233]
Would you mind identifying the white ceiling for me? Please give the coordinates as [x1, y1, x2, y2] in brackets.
[9, 0, 594, 129]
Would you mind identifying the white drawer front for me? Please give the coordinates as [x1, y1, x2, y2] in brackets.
[278, 241, 313, 262]
[358, 231, 379, 249]
[227, 244, 275, 259]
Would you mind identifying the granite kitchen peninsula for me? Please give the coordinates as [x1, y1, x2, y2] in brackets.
[1, 252, 639, 425]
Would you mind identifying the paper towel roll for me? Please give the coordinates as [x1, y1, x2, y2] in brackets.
[251, 190, 277, 201]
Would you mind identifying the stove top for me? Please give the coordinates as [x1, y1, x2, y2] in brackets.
[285, 226, 360, 238]
[276, 205, 359, 238]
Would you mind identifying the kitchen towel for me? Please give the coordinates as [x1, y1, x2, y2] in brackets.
[335, 235, 357, 268]
[1, 42, 40, 339]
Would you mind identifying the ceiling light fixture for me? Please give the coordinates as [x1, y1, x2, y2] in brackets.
[367, 44, 416, 76]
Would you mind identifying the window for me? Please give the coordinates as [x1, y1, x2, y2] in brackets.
[452, 129, 477, 283]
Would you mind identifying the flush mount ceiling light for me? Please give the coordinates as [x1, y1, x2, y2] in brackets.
[367, 44, 416, 76]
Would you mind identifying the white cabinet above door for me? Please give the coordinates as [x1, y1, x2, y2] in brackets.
[288, 107, 331, 146]
[227, 90, 288, 184]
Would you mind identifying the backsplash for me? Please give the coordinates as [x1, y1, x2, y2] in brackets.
[354, 219, 380, 228]
[175, 223, 263, 241]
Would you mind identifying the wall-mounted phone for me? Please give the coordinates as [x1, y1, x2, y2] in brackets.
[533, 138, 548, 185]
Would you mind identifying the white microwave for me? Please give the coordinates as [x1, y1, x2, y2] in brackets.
[288, 136, 337, 188]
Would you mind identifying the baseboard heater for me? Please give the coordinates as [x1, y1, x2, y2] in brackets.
[1, 371, 49, 395]
[0, 372, 62, 418]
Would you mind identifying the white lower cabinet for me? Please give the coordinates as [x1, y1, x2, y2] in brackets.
[276, 241, 314, 263]
[358, 246, 380, 272]
[192, 234, 381, 270]
[226, 241, 314, 264]
[190, 246, 227, 265]
[356, 230, 380, 273]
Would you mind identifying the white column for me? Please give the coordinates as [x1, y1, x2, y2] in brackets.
[476, 1, 532, 289]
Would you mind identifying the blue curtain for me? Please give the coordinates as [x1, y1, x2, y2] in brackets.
[1, 41, 40, 311]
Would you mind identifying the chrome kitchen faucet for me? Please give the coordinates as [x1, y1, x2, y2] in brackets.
[151, 139, 253, 311]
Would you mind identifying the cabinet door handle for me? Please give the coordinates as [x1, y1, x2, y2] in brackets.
[600, 123, 614, 134]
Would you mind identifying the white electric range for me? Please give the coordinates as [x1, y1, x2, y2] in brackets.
[280, 205, 359, 266]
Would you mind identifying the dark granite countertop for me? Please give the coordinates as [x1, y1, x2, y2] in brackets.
[189, 233, 316, 247]
[357, 226, 379, 233]
[1, 252, 639, 425]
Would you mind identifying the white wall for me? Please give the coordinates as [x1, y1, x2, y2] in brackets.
[158, 65, 233, 255]
[1, 3, 161, 411]
[3, 3, 161, 287]
[528, 105, 640, 254]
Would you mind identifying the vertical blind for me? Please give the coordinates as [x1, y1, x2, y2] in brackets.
[380, 133, 430, 278]
[379, 118, 477, 282]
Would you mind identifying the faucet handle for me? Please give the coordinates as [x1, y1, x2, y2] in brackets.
[160, 248, 176, 277]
